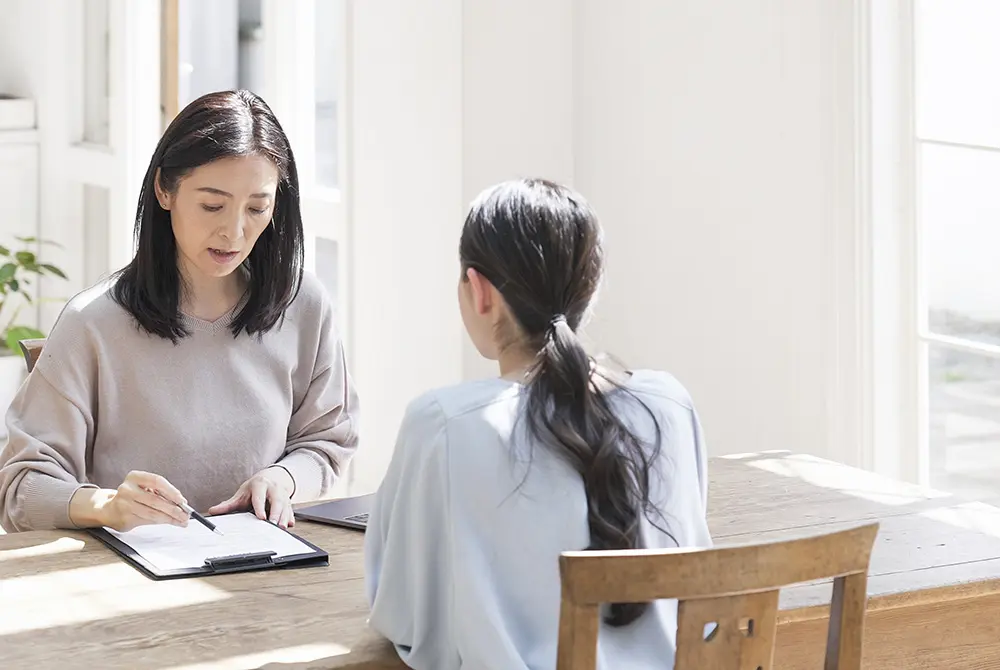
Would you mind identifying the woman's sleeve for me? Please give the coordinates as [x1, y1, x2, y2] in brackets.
[279, 291, 360, 502]
[0, 311, 98, 532]
[364, 394, 459, 670]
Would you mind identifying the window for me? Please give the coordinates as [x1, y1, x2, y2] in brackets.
[82, 0, 110, 146]
[315, 0, 340, 189]
[162, 1, 351, 343]
[171, 0, 262, 112]
[915, 0, 1000, 502]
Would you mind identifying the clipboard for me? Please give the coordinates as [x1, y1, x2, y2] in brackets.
[89, 513, 329, 580]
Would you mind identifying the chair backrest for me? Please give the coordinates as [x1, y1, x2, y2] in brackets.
[556, 523, 879, 670]
[18, 338, 45, 373]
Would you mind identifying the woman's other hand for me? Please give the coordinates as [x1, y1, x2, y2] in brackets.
[207, 466, 295, 528]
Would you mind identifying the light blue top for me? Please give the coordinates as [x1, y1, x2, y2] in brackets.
[364, 370, 712, 670]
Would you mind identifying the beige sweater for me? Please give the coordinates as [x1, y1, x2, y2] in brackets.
[0, 272, 359, 532]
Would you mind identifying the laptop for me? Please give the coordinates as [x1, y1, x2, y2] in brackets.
[296, 494, 374, 531]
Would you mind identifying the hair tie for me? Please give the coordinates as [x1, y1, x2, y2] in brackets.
[545, 314, 569, 339]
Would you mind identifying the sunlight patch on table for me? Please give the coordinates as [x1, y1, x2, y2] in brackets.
[0, 563, 229, 636]
[921, 502, 1000, 540]
[163, 643, 351, 669]
[729, 452, 952, 506]
[0, 536, 85, 562]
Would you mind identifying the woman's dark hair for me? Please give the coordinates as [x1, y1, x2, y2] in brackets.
[112, 89, 304, 342]
[459, 178, 665, 627]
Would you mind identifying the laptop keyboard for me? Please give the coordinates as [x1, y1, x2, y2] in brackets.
[345, 513, 369, 524]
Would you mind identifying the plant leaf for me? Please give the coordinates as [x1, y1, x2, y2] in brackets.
[0, 263, 16, 282]
[39, 264, 67, 279]
[0, 245, 9, 256]
[19, 290, 31, 303]
[14, 236, 62, 249]
[5, 325, 44, 353]
[15, 251, 35, 266]
[9, 279, 18, 292]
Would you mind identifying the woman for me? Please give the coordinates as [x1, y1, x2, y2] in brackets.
[0, 90, 358, 533]
[364, 178, 712, 669]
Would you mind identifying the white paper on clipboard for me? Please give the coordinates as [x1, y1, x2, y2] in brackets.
[104, 512, 313, 572]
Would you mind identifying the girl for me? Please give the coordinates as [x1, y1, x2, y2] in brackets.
[365, 178, 711, 669]
[0, 90, 359, 533]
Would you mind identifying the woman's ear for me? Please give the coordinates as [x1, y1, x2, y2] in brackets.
[153, 168, 171, 210]
[465, 267, 495, 316]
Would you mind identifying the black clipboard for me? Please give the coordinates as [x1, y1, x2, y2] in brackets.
[89, 516, 329, 580]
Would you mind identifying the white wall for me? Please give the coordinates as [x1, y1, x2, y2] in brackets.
[573, 0, 862, 462]
[347, 0, 866, 490]
[346, 0, 579, 492]
[460, 0, 576, 380]
[346, 0, 466, 492]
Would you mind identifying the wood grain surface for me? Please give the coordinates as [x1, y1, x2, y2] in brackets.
[2, 451, 999, 669]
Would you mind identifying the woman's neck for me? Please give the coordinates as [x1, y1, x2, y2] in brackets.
[180, 267, 246, 322]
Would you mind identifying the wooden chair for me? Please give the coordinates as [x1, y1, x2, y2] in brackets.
[556, 523, 879, 670]
[18, 338, 45, 373]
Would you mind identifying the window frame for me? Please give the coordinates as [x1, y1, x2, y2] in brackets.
[870, 0, 1000, 487]
[50, 0, 162, 318]
[866, 0, 924, 485]
[910, 1, 1000, 490]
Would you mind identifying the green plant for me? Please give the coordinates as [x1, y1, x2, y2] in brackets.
[0, 236, 67, 354]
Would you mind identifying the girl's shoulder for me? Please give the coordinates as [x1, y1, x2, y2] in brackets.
[622, 369, 696, 411]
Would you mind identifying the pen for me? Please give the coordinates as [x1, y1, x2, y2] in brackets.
[179, 500, 224, 535]
[150, 488, 224, 535]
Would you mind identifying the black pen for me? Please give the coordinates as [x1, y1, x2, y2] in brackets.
[157, 491, 223, 535]
[152, 489, 224, 535]
[179, 500, 224, 535]
[180, 503, 222, 535]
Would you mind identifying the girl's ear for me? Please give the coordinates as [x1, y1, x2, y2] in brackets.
[465, 267, 495, 316]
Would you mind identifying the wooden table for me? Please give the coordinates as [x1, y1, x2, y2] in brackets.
[4, 451, 1000, 669]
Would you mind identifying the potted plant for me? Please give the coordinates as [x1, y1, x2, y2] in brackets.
[0, 236, 68, 432]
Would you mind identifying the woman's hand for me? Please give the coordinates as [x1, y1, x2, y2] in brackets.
[207, 466, 296, 528]
[70, 470, 190, 532]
